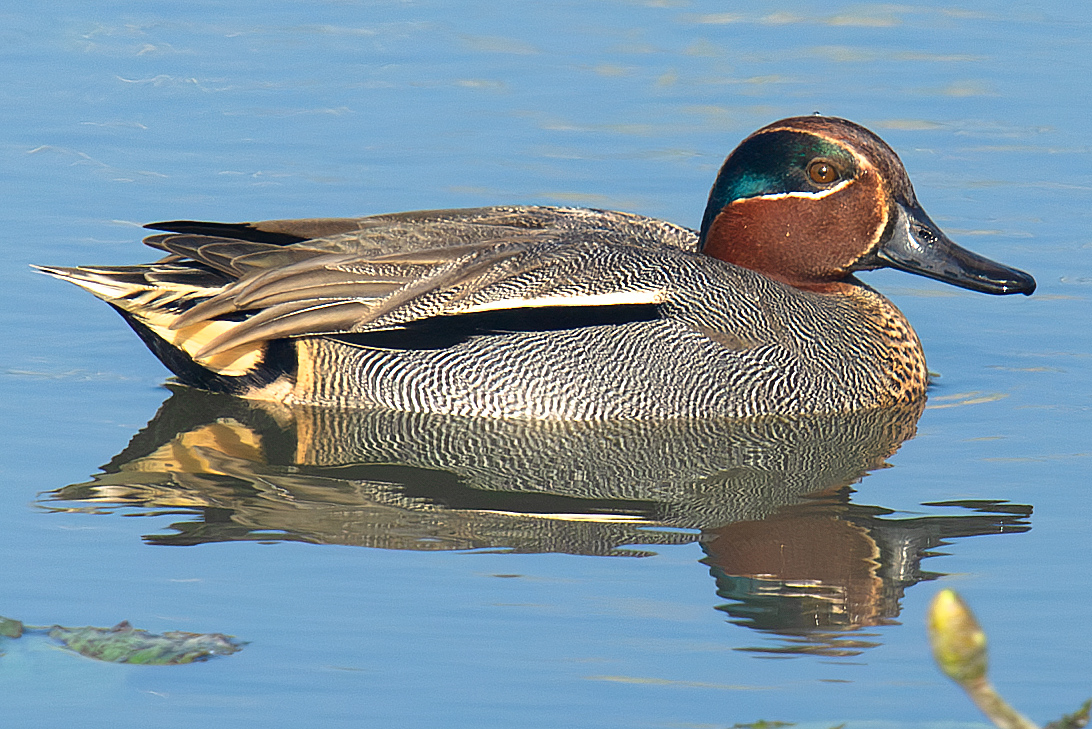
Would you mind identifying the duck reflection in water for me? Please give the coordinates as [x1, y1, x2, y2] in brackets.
[703, 496, 1029, 657]
[44, 387, 1030, 657]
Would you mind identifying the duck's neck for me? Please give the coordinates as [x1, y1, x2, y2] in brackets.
[700, 202, 864, 292]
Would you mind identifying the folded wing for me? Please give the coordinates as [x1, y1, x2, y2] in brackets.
[38, 206, 696, 377]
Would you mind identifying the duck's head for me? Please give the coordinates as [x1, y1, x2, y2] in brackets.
[698, 116, 1036, 295]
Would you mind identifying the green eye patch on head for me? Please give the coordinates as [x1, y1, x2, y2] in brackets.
[699, 130, 859, 244]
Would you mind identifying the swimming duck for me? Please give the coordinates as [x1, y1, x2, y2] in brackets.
[37, 116, 1035, 419]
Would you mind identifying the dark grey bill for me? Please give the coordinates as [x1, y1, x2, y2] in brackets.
[861, 202, 1036, 295]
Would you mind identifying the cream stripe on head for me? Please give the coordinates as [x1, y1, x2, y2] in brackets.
[754, 178, 852, 202]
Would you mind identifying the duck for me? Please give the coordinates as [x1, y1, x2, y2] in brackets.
[36, 115, 1035, 420]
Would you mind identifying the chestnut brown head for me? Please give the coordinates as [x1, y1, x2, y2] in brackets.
[698, 116, 1035, 295]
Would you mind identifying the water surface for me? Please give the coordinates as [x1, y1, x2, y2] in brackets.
[2, 2, 1090, 727]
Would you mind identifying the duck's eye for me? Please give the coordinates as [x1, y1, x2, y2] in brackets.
[807, 160, 839, 185]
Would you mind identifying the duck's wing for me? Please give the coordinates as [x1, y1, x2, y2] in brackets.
[167, 228, 686, 360]
[40, 206, 698, 374]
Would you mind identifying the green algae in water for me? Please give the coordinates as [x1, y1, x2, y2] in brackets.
[1044, 700, 1091, 729]
[48, 621, 245, 664]
[0, 616, 24, 639]
[0, 614, 243, 665]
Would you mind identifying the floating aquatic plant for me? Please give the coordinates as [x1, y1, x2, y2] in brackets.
[0, 614, 243, 665]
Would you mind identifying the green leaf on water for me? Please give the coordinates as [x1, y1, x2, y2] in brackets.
[48, 620, 245, 664]
[0, 616, 24, 639]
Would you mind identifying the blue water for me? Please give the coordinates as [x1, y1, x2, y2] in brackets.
[2, 2, 1090, 727]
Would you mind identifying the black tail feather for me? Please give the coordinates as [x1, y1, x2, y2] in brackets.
[110, 305, 297, 395]
[143, 221, 309, 246]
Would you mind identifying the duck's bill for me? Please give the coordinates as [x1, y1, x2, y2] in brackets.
[865, 202, 1036, 295]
